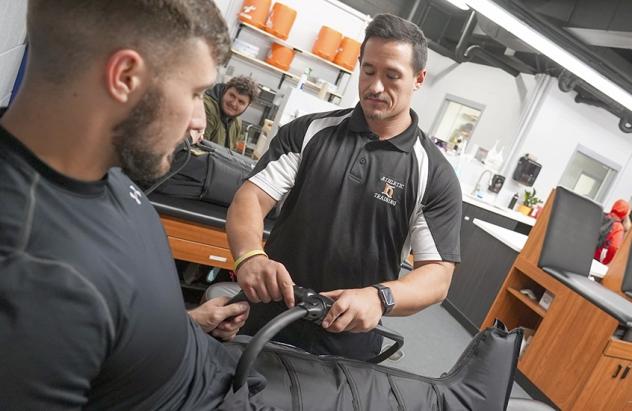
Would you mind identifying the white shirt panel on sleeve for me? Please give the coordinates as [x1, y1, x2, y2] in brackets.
[249, 112, 352, 202]
[249, 152, 300, 201]
[403, 138, 441, 262]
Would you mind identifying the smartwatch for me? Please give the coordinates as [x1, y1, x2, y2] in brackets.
[372, 283, 395, 315]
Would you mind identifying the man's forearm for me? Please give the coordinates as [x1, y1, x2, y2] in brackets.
[382, 261, 454, 316]
[226, 184, 269, 258]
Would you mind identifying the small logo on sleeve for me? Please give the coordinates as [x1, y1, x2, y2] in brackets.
[374, 177, 404, 206]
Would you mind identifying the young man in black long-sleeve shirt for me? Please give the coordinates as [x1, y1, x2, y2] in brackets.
[0, 1, 271, 409]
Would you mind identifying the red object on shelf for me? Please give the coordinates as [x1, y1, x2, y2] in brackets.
[238, 0, 271, 29]
[312, 26, 343, 61]
[265, 43, 295, 71]
[334, 37, 361, 71]
[264, 3, 297, 40]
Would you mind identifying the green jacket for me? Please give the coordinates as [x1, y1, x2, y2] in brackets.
[203, 84, 242, 151]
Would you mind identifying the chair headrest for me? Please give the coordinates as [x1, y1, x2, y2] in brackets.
[538, 187, 602, 276]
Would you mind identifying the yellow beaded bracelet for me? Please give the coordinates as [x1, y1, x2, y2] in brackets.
[234, 249, 268, 271]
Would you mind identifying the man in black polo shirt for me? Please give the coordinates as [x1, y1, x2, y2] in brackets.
[227, 14, 462, 361]
[0, 2, 271, 409]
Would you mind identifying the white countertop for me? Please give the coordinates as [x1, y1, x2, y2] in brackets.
[463, 194, 536, 226]
[473, 218, 608, 278]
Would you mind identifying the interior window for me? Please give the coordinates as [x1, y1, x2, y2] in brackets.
[558, 146, 619, 202]
[430, 95, 484, 154]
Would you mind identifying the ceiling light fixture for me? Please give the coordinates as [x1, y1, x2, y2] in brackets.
[443, 0, 470, 11]
[463, 0, 632, 112]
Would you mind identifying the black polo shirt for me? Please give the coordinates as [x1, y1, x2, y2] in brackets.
[243, 104, 462, 360]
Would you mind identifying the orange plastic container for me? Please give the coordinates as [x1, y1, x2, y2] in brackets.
[264, 3, 297, 40]
[238, 0, 271, 29]
[265, 43, 295, 71]
[312, 26, 343, 61]
[334, 37, 362, 71]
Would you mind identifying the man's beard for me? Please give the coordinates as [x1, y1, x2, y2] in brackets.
[366, 111, 387, 121]
[112, 88, 169, 186]
[362, 92, 392, 121]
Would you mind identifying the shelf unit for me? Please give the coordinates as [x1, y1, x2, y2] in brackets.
[489, 262, 551, 333]
[230, 49, 342, 99]
[481, 189, 632, 409]
[484, 255, 621, 409]
[236, 21, 353, 77]
[506, 287, 547, 318]
[230, 22, 352, 98]
[231, 48, 294, 78]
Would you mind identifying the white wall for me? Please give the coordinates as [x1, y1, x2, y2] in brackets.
[215, 0, 232, 15]
[412, 48, 632, 209]
[275, 86, 340, 127]
[411, 48, 537, 155]
[0, 1, 28, 106]
[503, 81, 632, 207]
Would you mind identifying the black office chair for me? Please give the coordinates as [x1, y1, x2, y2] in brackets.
[538, 186, 632, 341]
[538, 186, 603, 278]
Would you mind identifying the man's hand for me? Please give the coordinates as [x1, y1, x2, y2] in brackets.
[188, 296, 249, 341]
[319, 287, 383, 333]
[236, 255, 295, 307]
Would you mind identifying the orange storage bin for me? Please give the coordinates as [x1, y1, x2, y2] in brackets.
[334, 37, 362, 71]
[312, 26, 343, 61]
[264, 3, 297, 40]
[265, 43, 295, 71]
[238, 0, 271, 29]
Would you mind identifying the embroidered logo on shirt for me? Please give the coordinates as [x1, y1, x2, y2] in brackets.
[129, 185, 142, 205]
[382, 183, 395, 199]
[374, 177, 404, 206]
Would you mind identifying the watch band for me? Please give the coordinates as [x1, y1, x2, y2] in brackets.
[372, 283, 395, 315]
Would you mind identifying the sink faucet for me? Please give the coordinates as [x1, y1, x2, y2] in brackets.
[471, 169, 493, 197]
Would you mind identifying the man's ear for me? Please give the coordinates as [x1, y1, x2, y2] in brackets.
[105, 49, 147, 103]
[413, 69, 426, 91]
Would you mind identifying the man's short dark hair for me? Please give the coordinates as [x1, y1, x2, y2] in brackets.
[360, 14, 428, 73]
[225, 76, 260, 102]
[27, 0, 231, 84]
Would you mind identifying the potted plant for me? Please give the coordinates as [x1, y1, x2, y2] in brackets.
[517, 188, 542, 215]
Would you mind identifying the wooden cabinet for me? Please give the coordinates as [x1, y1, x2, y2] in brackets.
[482, 189, 632, 410]
[161, 214, 235, 270]
[573, 339, 632, 411]
[483, 257, 619, 410]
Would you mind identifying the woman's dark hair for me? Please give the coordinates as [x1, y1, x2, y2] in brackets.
[360, 14, 428, 73]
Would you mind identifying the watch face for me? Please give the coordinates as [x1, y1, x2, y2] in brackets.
[373, 284, 395, 314]
[381, 288, 395, 312]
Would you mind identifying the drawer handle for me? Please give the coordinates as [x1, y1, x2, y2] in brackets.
[209, 255, 228, 263]
[621, 366, 630, 380]
[612, 364, 623, 378]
